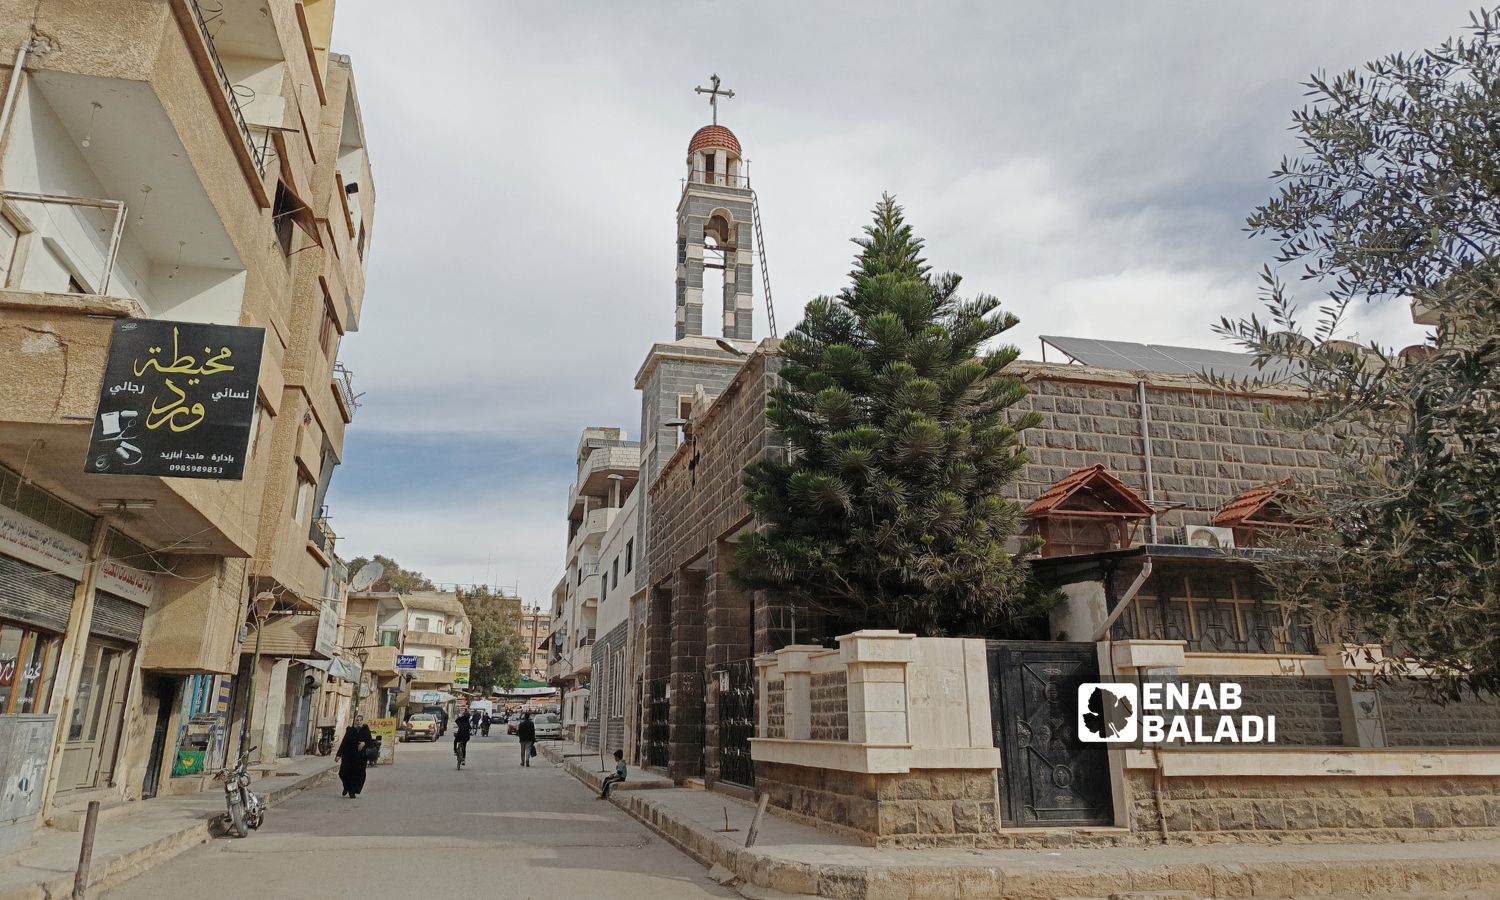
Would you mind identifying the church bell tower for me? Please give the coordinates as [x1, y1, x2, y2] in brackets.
[675, 74, 755, 342]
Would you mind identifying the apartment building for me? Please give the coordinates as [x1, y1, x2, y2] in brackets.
[517, 605, 548, 684]
[0, 0, 375, 851]
[401, 591, 470, 712]
[549, 428, 639, 741]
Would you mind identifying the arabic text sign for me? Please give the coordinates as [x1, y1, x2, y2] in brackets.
[395, 655, 417, 671]
[87, 319, 264, 480]
[453, 648, 472, 687]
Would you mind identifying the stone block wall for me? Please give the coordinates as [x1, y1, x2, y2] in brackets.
[754, 761, 1000, 848]
[1126, 771, 1500, 843]
[1377, 683, 1500, 747]
[809, 671, 848, 741]
[1008, 364, 1338, 535]
[648, 350, 782, 583]
[765, 678, 784, 739]
[1202, 675, 1343, 746]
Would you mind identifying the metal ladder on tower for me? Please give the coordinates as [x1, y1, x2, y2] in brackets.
[750, 190, 777, 338]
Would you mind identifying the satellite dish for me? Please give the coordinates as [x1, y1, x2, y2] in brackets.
[349, 561, 384, 592]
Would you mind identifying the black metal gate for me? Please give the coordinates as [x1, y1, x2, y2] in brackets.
[718, 659, 756, 787]
[987, 641, 1112, 826]
[646, 676, 670, 768]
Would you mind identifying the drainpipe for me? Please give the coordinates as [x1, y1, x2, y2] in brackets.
[1091, 559, 1153, 643]
[1137, 380, 1158, 544]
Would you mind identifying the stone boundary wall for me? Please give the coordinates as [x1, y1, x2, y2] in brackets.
[809, 671, 848, 741]
[1201, 675, 1343, 746]
[765, 678, 784, 739]
[754, 760, 1000, 848]
[1008, 363, 1338, 535]
[1377, 683, 1500, 748]
[1126, 771, 1500, 843]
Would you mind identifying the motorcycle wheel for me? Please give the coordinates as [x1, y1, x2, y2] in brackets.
[246, 796, 265, 830]
[226, 794, 249, 838]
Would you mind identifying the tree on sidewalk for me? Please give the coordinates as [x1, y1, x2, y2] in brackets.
[1215, 9, 1500, 695]
[734, 195, 1043, 636]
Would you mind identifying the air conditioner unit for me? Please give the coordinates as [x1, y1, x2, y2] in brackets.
[1181, 525, 1236, 550]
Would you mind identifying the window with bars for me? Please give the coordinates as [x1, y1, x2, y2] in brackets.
[1109, 567, 1319, 655]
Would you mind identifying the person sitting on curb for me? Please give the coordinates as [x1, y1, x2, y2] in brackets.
[599, 749, 627, 799]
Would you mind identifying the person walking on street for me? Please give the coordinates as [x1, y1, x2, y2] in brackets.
[599, 749, 627, 799]
[481, 712, 491, 737]
[336, 715, 373, 798]
[517, 712, 536, 766]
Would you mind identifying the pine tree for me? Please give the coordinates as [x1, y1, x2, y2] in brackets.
[734, 195, 1042, 636]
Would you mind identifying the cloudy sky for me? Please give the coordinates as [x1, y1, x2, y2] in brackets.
[325, 1, 1468, 606]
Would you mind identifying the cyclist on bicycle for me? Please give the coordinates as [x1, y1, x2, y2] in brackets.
[453, 709, 472, 764]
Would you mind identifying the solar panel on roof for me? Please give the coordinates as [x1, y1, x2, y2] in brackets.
[1039, 336, 1284, 382]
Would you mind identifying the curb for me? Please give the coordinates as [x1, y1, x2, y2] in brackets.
[0, 764, 336, 900]
[550, 759, 1500, 899]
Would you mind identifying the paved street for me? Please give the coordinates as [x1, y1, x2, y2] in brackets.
[104, 733, 734, 900]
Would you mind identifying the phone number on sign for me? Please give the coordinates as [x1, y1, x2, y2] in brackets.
[167, 464, 226, 475]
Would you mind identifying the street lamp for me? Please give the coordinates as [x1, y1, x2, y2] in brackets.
[237, 592, 277, 763]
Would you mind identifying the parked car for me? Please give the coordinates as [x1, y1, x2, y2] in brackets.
[506, 718, 519, 735]
[532, 713, 562, 741]
[403, 714, 439, 742]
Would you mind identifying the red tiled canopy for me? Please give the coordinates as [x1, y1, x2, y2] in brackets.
[1025, 465, 1153, 518]
[688, 124, 741, 157]
[1213, 481, 1307, 528]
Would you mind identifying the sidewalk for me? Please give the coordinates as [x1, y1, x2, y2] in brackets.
[0, 756, 336, 900]
[540, 745, 1500, 899]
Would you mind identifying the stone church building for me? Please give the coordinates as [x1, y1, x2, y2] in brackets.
[574, 99, 1500, 847]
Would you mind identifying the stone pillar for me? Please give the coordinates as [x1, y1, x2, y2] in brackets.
[703, 541, 752, 786]
[668, 569, 707, 782]
[1323, 643, 1387, 748]
[773, 645, 823, 741]
[837, 631, 913, 745]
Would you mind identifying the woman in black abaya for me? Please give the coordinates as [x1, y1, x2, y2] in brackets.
[336, 714, 374, 798]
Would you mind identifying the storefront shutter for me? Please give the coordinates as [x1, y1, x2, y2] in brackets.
[0, 554, 73, 632]
[92, 592, 146, 644]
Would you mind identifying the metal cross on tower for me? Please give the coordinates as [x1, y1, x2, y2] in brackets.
[694, 73, 734, 125]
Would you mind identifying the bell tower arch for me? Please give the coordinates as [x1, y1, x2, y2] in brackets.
[676, 120, 755, 342]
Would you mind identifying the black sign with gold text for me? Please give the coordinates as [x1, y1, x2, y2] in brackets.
[85, 318, 265, 480]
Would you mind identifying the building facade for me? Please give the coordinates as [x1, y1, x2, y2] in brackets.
[0, 0, 375, 851]
[516, 605, 548, 685]
[549, 429, 638, 741]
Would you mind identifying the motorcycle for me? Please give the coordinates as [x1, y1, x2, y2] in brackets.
[214, 748, 265, 838]
[316, 726, 335, 756]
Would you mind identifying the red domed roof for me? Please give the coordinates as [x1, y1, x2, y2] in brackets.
[688, 125, 741, 157]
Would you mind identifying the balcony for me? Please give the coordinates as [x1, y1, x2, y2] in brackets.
[403, 630, 464, 651]
[187, 0, 267, 176]
[308, 516, 336, 563]
[332, 362, 361, 422]
[568, 444, 641, 515]
[363, 646, 399, 677]
[409, 668, 455, 688]
[568, 508, 617, 557]
[569, 642, 595, 675]
[576, 573, 601, 606]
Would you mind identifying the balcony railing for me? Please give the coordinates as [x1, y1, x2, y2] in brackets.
[309, 516, 335, 555]
[333, 362, 362, 418]
[190, 1, 266, 176]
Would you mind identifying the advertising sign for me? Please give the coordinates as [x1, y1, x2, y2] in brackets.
[367, 717, 398, 765]
[453, 648, 472, 688]
[86, 318, 265, 480]
[395, 655, 418, 671]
